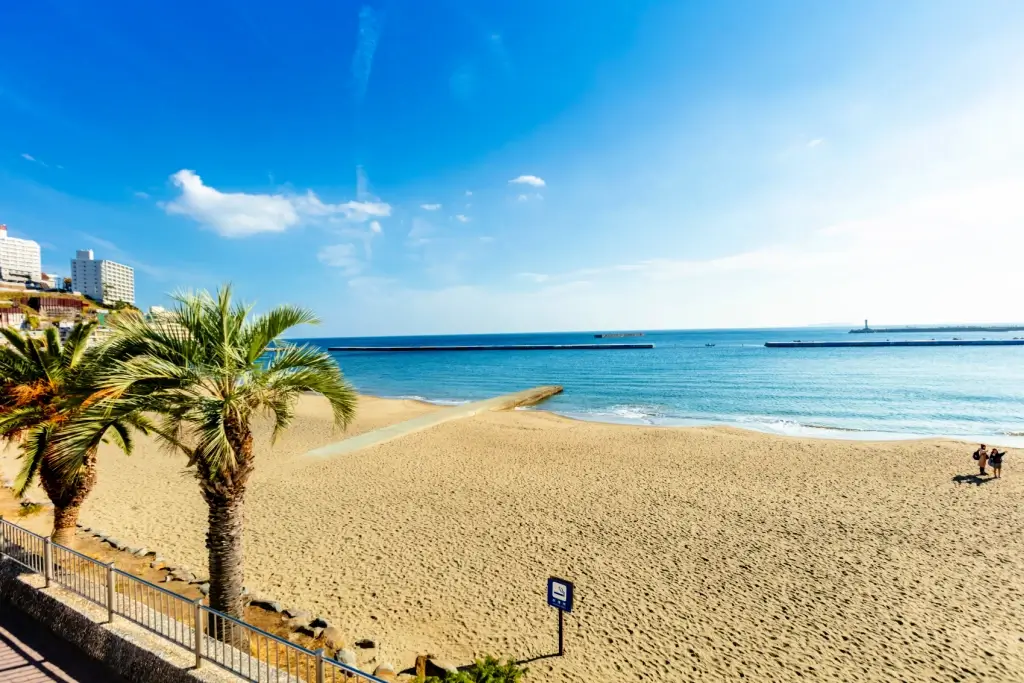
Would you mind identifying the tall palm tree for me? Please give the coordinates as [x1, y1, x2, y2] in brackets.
[86, 286, 357, 620]
[0, 323, 149, 544]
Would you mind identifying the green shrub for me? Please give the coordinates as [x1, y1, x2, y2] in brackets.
[423, 655, 528, 683]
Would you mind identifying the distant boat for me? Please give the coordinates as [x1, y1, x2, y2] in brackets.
[705, 343, 715, 347]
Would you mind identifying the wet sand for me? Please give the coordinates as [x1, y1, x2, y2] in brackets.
[3, 394, 1022, 681]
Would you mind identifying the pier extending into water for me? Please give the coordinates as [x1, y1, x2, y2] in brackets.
[307, 385, 564, 457]
[328, 343, 654, 351]
[767, 339, 1024, 348]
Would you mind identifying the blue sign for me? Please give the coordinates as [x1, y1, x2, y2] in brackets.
[547, 577, 574, 612]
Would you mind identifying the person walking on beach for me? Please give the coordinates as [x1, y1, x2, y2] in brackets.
[989, 449, 1005, 478]
[973, 444, 989, 476]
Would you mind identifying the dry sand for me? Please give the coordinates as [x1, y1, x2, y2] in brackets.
[3, 394, 1022, 681]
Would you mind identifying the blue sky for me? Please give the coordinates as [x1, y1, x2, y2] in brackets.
[2, 1, 1023, 335]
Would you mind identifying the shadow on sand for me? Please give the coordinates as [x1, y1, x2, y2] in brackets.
[952, 473, 995, 486]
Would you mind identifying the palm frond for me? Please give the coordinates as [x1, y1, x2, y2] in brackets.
[14, 425, 53, 496]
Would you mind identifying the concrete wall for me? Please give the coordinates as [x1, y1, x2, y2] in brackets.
[0, 559, 232, 683]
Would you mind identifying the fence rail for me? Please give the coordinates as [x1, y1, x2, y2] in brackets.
[0, 516, 388, 683]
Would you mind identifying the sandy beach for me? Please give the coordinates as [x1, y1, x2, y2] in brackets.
[3, 394, 1022, 681]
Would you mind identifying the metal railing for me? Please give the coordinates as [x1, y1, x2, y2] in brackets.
[0, 516, 389, 683]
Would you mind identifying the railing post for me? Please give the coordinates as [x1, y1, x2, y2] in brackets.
[193, 599, 204, 669]
[316, 648, 325, 683]
[0, 515, 6, 560]
[106, 562, 116, 623]
[43, 537, 53, 587]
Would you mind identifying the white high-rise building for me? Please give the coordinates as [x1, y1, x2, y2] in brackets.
[71, 249, 135, 305]
[0, 224, 42, 283]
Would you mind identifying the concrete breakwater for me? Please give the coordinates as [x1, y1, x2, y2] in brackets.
[766, 339, 1024, 348]
[327, 343, 653, 351]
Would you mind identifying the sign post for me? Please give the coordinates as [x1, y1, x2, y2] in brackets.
[547, 577, 574, 656]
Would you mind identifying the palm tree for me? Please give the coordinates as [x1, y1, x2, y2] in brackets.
[0, 324, 149, 544]
[89, 286, 357, 620]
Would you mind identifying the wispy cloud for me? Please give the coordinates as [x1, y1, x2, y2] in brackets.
[465, 190, 473, 196]
[79, 233, 199, 282]
[509, 174, 545, 187]
[407, 217, 434, 246]
[351, 6, 381, 103]
[134, 191, 150, 199]
[20, 153, 48, 167]
[420, 203, 442, 211]
[454, 214, 470, 223]
[516, 193, 543, 202]
[807, 138, 825, 148]
[318, 243, 363, 275]
[163, 169, 390, 238]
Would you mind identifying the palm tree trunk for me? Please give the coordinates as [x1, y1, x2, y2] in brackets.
[51, 502, 83, 546]
[205, 493, 246, 619]
[41, 449, 98, 546]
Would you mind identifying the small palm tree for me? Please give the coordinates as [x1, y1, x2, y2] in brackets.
[91, 286, 357, 620]
[0, 324, 148, 544]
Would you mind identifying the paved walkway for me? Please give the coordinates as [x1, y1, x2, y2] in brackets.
[0, 609, 128, 683]
[306, 385, 563, 458]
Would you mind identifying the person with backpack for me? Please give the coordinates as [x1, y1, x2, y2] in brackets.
[973, 444, 989, 476]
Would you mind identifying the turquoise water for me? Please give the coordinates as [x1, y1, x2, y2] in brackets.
[295, 328, 1024, 445]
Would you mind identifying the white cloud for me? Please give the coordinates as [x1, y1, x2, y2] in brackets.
[516, 193, 543, 202]
[455, 214, 470, 223]
[420, 203, 442, 211]
[134, 191, 150, 199]
[807, 138, 825, 148]
[164, 170, 391, 238]
[465, 190, 473, 196]
[20, 153, 48, 167]
[509, 175, 546, 187]
[369, 220, 382, 234]
[317, 243, 363, 275]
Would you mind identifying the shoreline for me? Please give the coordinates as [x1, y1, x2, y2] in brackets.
[362, 392, 1024, 448]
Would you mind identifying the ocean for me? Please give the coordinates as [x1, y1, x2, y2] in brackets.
[294, 328, 1024, 446]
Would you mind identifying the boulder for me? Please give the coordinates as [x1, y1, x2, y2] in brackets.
[106, 538, 122, 548]
[355, 639, 375, 649]
[298, 625, 324, 639]
[323, 626, 345, 649]
[126, 547, 140, 556]
[250, 599, 283, 613]
[133, 547, 149, 557]
[427, 658, 459, 675]
[198, 583, 210, 596]
[310, 617, 330, 629]
[283, 607, 309, 619]
[284, 616, 310, 631]
[153, 555, 164, 564]
[170, 569, 196, 583]
[149, 561, 163, 569]
[373, 663, 397, 682]
[335, 648, 357, 667]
